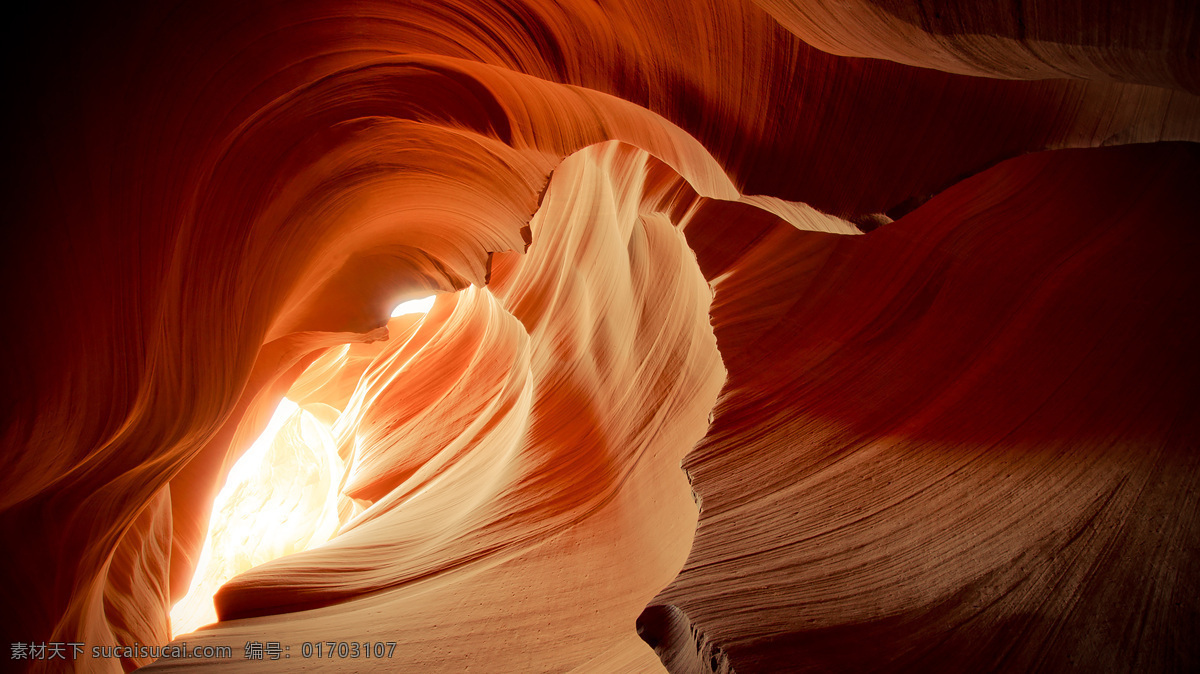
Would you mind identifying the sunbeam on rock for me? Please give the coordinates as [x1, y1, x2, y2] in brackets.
[2, 1, 1198, 672]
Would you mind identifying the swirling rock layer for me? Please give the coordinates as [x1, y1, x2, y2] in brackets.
[2, 0, 1198, 672]
[645, 142, 1200, 672]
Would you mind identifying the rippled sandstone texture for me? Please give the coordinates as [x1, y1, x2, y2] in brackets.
[2, 0, 1198, 672]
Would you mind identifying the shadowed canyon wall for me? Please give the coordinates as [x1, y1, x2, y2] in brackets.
[2, 0, 1198, 672]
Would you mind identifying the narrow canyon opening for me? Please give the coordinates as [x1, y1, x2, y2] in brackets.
[152, 143, 731, 671]
[169, 295, 439, 638]
[8, 4, 1199, 665]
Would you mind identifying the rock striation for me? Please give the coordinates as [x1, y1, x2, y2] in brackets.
[2, 0, 1198, 672]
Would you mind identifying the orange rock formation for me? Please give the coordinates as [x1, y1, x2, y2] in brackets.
[2, 0, 1197, 672]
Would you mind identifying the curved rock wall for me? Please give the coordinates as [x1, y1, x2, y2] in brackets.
[2, 0, 1197, 672]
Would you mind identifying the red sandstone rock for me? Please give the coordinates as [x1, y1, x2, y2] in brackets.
[1, 1, 1197, 672]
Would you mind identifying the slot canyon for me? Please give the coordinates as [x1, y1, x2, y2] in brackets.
[2, 1, 1198, 672]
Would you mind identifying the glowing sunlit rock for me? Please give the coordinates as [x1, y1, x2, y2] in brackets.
[169, 400, 343, 637]
[389, 295, 436, 317]
[4, 1, 1200, 672]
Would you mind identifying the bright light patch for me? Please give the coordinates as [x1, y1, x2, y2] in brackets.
[170, 398, 344, 637]
[390, 295, 436, 317]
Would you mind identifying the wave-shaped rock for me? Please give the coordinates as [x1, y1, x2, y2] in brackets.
[2, 0, 1197, 672]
